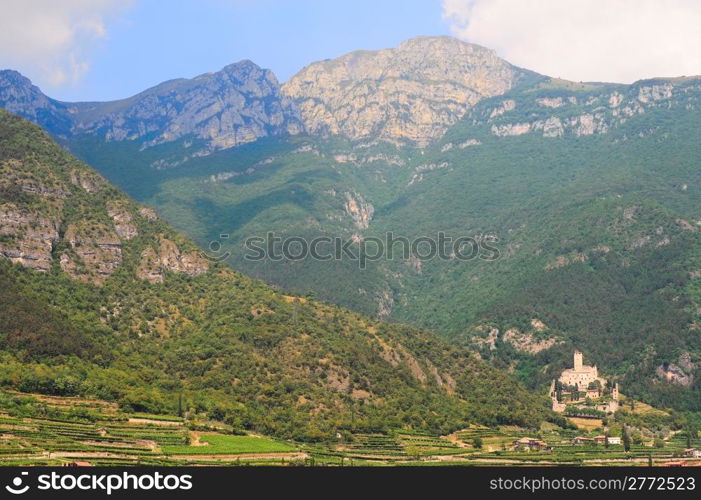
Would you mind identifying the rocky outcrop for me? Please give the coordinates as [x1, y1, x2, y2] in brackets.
[502, 328, 561, 354]
[60, 223, 123, 284]
[1, 159, 72, 199]
[0, 110, 213, 287]
[344, 192, 374, 230]
[107, 202, 138, 240]
[0, 205, 59, 271]
[656, 352, 696, 387]
[137, 236, 208, 283]
[283, 36, 531, 146]
[70, 169, 104, 194]
[139, 207, 158, 221]
[475, 78, 701, 141]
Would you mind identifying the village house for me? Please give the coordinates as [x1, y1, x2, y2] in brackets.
[572, 436, 595, 445]
[512, 437, 549, 451]
[593, 435, 607, 445]
[573, 435, 621, 446]
[684, 448, 701, 458]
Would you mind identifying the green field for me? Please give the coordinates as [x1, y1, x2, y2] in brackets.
[163, 434, 296, 455]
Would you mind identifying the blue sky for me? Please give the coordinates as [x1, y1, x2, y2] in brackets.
[1, 1, 699, 102]
[1, 0, 449, 102]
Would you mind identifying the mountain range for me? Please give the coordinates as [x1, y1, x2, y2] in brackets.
[2, 36, 701, 418]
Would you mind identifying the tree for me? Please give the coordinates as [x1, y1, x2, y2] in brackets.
[622, 426, 631, 452]
[472, 436, 483, 449]
[685, 423, 697, 448]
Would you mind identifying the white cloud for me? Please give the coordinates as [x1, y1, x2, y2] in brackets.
[0, 0, 131, 87]
[443, 0, 701, 83]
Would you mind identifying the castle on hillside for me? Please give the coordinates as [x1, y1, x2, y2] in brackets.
[559, 350, 598, 387]
[550, 350, 619, 414]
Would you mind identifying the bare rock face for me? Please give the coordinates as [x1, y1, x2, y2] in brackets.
[0, 205, 59, 271]
[344, 192, 374, 230]
[656, 352, 697, 387]
[60, 223, 123, 284]
[474, 78, 701, 142]
[107, 202, 138, 240]
[138, 207, 158, 221]
[282, 36, 527, 146]
[69, 169, 104, 194]
[137, 235, 208, 283]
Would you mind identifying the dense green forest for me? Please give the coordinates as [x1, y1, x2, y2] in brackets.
[66, 77, 701, 414]
[0, 110, 554, 441]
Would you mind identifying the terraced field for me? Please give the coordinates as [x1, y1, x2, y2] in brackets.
[0, 391, 302, 466]
[0, 391, 698, 466]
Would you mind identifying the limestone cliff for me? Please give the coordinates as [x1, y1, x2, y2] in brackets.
[60, 223, 123, 284]
[465, 78, 701, 141]
[282, 36, 533, 146]
[137, 235, 208, 284]
[0, 109, 209, 285]
[0, 205, 59, 272]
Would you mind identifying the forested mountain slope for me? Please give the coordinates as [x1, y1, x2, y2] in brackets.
[0, 110, 551, 440]
[63, 75, 701, 413]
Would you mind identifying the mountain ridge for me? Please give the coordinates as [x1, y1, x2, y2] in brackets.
[1, 59, 304, 157]
[282, 36, 540, 146]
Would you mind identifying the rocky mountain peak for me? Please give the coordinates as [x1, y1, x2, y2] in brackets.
[0, 61, 303, 157]
[0, 70, 71, 137]
[69, 59, 303, 154]
[282, 36, 534, 146]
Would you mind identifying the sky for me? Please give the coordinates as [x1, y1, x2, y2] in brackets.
[0, 0, 699, 102]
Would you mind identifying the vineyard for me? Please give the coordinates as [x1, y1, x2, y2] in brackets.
[0, 391, 699, 466]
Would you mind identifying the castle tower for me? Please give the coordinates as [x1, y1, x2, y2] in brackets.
[574, 350, 583, 371]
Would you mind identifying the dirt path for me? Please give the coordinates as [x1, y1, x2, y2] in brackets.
[168, 452, 309, 461]
[50, 451, 140, 459]
[127, 418, 183, 426]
